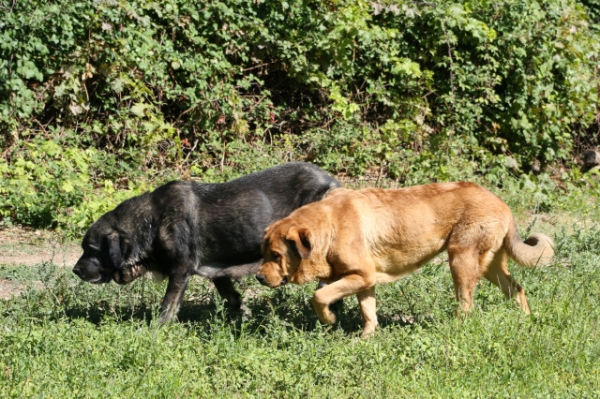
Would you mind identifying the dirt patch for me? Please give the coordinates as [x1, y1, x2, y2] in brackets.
[0, 279, 45, 300]
[0, 226, 81, 267]
[0, 279, 24, 300]
[0, 226, 81, 299]
[0, 249, 80, 268]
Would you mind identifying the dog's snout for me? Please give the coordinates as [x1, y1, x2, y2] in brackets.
[281, 276, 288, 285]
[256, 274, 266, 285]
[72, 265, 82, 277]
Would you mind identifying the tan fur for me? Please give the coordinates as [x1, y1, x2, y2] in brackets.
[257, 182, 554, 337]
[113, 264, 148, 284]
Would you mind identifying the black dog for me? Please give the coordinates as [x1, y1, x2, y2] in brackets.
[72, 162, 340, 321]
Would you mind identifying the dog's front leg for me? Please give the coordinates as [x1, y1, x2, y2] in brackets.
[212, 276, 242, 310]
[357, 287, 378, 337]
[317, 280, 344, 313]
[159, 270, 191, 322]
[312, 274, 371, 326]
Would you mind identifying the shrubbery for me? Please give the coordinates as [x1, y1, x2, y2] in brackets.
[1, 0, 599, 233]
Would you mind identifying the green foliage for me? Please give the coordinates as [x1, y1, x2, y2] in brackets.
[579, 0, 600, 26]
[0, 135, 91, 228]
[1, 0, 599, 231]
[0, 130, 155, 234]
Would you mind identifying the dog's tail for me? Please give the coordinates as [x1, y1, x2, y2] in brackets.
[504, 219, 554, 267]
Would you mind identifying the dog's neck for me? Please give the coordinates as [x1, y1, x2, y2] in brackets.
[292, 257, 331, 285]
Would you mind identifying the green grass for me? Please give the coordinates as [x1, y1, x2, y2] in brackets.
[1, 201, 600, 397]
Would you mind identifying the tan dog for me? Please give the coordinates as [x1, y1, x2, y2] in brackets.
[256, 182, 554, 337]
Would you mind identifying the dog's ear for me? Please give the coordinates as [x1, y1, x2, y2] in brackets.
[107, 233, 132, 269]
[285, 226, 331, 285]
[285, 227, 312, 259]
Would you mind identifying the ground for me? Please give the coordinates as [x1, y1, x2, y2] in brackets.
[0, 227, 80, 299]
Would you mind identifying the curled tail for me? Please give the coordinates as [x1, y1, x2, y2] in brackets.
[505, 220, 554, 267]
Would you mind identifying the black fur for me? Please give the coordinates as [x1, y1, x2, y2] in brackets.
[72, 162, 340, 321]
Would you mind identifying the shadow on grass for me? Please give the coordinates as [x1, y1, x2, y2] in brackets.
[15, 272, 437, 338]
[229, 289, 437, 337]
[59, 296, 230, 329]
[59, 300, 434, 339]
[57, 294, 369, 337]
[61, 303, 156, 325]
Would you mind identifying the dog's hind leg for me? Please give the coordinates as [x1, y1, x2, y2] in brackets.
[159, 272, 191, 322]
[448, 249, 482, 316]
[357, 286, 378, 337]
[483, 250, 530, 314]
[212, 276, 242, 311]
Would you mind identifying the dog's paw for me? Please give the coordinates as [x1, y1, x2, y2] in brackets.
[324, 310, 337, 325]
[360, 329, 376, 339]
[312, 297, 336, 325]
[317, 312, 336, 325]
[328, 298, 344, 314]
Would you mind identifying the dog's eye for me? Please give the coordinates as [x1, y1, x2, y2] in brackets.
[271, 253, 281, 261]
[85, 247, 98, 255]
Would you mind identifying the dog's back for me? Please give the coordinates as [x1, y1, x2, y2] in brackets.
[186, 163, 340, 267]
[205, 162, 340, 218]
[352, 182, 510, 240]
[308, 181, 509, 238]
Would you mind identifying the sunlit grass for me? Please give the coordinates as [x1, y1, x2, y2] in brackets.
[1, 221, 599, 397]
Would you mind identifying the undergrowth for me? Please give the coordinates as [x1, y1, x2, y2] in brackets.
[2, 0, 600, 234]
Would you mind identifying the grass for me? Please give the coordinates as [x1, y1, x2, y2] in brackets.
[1, 187, 600, 398]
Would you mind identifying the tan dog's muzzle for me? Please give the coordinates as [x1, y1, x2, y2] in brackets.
[256, 261, 288, 288]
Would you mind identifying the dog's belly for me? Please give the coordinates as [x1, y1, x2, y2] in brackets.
[374, 258, 424, 284]
[373, 241, 445, 284]
[375, 269, 417, 284]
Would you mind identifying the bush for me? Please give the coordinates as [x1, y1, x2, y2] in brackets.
[1, 0, 599, 231]
[0, 130, 154, 232]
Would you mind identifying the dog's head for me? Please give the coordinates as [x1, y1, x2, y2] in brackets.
[256, 219, 331, 288]
[72, 214, 141, 285]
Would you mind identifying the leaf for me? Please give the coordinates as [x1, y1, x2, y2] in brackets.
[62, 181, 74, 193]
[69, 103, 83, 115]
[131, 103, 150, 117]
